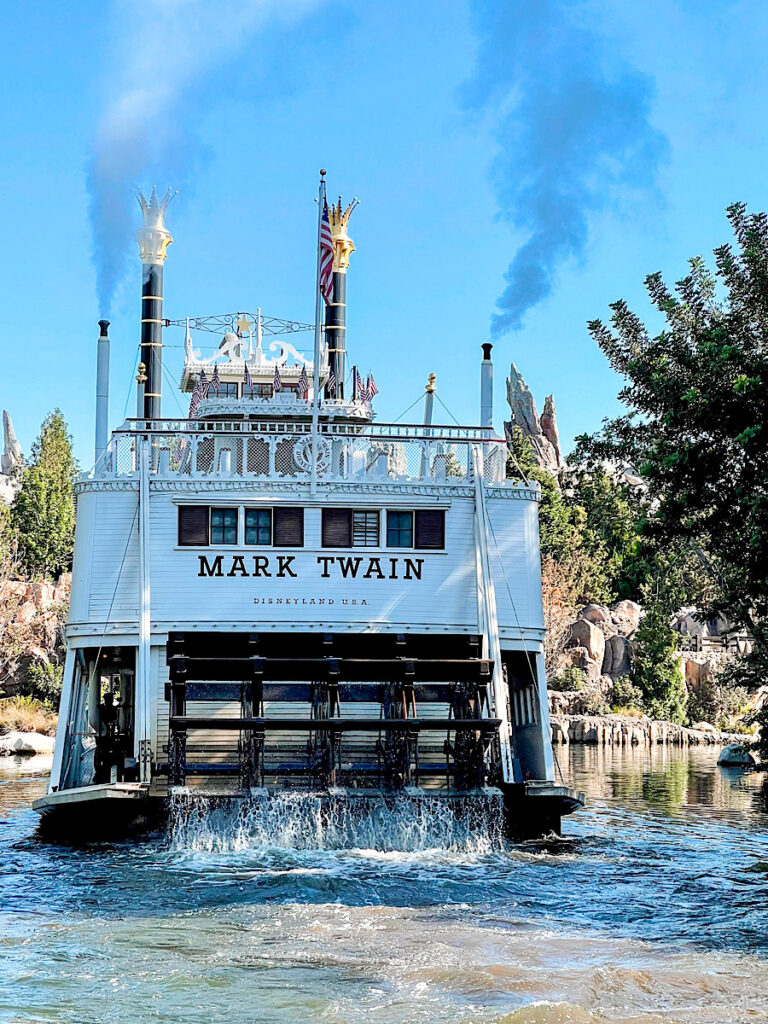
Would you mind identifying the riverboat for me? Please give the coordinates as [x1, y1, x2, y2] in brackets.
[34, 179, 584, 838]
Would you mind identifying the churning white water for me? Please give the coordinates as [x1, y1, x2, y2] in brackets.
[168, 790, 506, 854]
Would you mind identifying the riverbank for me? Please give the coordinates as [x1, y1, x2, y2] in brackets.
[550, 711, 748, 748]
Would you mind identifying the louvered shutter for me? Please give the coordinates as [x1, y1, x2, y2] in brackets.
[322, 508, 353, 547]
[274, 507, 304, 547]
[178, 505, 209, 546]
[415, 509, 445, 549]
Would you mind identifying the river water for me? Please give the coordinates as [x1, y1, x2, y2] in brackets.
[1, 746, 767, 1024]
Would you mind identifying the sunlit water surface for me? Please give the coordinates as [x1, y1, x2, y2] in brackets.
[1, 746, 767, 1023]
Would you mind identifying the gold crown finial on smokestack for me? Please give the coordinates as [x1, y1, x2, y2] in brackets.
[136, 186, 176, 265]
[328, 195, 360, 272]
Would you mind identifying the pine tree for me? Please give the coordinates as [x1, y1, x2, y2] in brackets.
[11, 410, 77, 580]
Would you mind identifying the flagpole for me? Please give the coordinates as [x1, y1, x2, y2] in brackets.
[310, 169, 327, 497]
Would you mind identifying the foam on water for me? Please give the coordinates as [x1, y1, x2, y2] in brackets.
[168, 790, 506, 854]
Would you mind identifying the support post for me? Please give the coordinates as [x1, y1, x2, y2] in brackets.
[136, 436, 152, 781]
[471, 445, 515, 784]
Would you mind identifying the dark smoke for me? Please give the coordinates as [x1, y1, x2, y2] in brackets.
[88, 0, 320, 315]
[464, 0, 668, 335]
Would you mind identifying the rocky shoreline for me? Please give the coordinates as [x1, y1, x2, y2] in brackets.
[550, 712, 747, 748]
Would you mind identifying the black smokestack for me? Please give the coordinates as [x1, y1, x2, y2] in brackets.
[325, 271, 347, 400]
[324, 197, 359, 400]
[136, 188, 174, 420]
[463, 0, 667, 335]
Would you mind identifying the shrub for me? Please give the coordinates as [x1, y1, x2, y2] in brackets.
[609, 676, 645, 713]
[548, 667, 588, 692]
[0, 695, 57, 736]
[16, 662, 63, 709]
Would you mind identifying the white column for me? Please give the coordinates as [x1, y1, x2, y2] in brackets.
[136, 436, 152, 780]
[95, 322, 110, 469]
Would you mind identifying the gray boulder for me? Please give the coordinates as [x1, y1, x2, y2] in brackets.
[717, 743, 756, 768]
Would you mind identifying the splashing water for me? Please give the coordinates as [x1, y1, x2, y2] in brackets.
[168, 790, 506, 854]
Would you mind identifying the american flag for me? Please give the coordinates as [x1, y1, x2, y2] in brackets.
[243, 363, 253, 397]
[319, 199, 334, 305]
[366, 373, 378, 400]
[326, 369, 336, 395]
[211, 365, 220, 395]
[355, 369, 368, 402]
[188, 370, 208, 419]
[273, 366, 283, 393]
[297, 365, 309, 399]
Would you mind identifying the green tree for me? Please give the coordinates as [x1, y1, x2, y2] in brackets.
[11, 410, 77, 580]
[507, 427, 613, 604]
[632, 603, 687, 723]
[577, 202, 768, 709]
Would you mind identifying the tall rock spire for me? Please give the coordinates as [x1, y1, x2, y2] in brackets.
[0, 410, 23, 505]
[504, 364, 561, 474]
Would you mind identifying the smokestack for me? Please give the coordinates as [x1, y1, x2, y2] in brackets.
[136, 188, 174, 420]
[95, 320, 110, 467]
[325, 197, 359, 400]
[480, 343, 494, 428]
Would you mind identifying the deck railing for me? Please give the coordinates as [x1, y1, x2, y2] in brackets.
[93, 419, 509, 486]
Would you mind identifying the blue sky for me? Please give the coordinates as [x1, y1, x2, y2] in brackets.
[2, 0, 767, 466]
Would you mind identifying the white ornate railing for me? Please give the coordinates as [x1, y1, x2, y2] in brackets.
[93, 419, 508, 486]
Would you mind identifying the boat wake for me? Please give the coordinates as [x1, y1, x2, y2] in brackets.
[167, 790, 506, 854]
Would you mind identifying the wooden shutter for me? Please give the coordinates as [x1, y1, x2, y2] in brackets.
[178, 505, 209, 546]
[274, 507, 304, 547]
[322, 508, 352, 547]
[415, 509, 445, 549]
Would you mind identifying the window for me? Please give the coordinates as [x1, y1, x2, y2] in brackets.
[414, 509, 445, 549]
[179, 506, 209, 546]
[254, 383, 272, 398]
[322, 509, 380, 547]
[219, 382, 238, 398]
[387, 510, 413, 548]
[352, 511, 380, 547]
[385, 509, 446, 549]
[245, 508, 271, 545]
[274, 507, 304, 546]
[210, 507, 238, 545]
[322, 508, 352, 547]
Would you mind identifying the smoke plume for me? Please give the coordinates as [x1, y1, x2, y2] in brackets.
[88, 0, 319, 314]
[464, 0, 668, 335]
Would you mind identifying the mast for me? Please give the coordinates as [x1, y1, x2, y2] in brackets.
[310, 171, 327, 496]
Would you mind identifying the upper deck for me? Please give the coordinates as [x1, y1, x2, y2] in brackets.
[89, 416, 512, 494]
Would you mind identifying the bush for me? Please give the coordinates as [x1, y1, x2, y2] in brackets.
[548, 667, 588, 692]
[16, 662, 63, 709]
[576, 689, 610, 716]
[687, 675, 750, 732]
[0, 695, 57, 736]
[609, 676, 645, 713]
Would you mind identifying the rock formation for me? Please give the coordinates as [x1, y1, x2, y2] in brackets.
[504, 363, 561, 474]
[0, 410, 22, 505]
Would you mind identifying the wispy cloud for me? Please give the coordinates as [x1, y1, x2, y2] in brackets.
[464, 0, 668, 336]
[88, 0, 320, 314]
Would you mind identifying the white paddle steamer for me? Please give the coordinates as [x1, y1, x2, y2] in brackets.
[35, 180, 583, 837]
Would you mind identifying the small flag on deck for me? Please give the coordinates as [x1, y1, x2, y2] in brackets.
[366, 373, 378, 400]
[319, 199, 334, 305]
[356, 369, 368, 402]
[327, 369, 336, 395]
[273, 366, 283, 393]
[298, 365, 309, 399]
[211, 365, 220, 395]
[243, 363, 253, 397]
